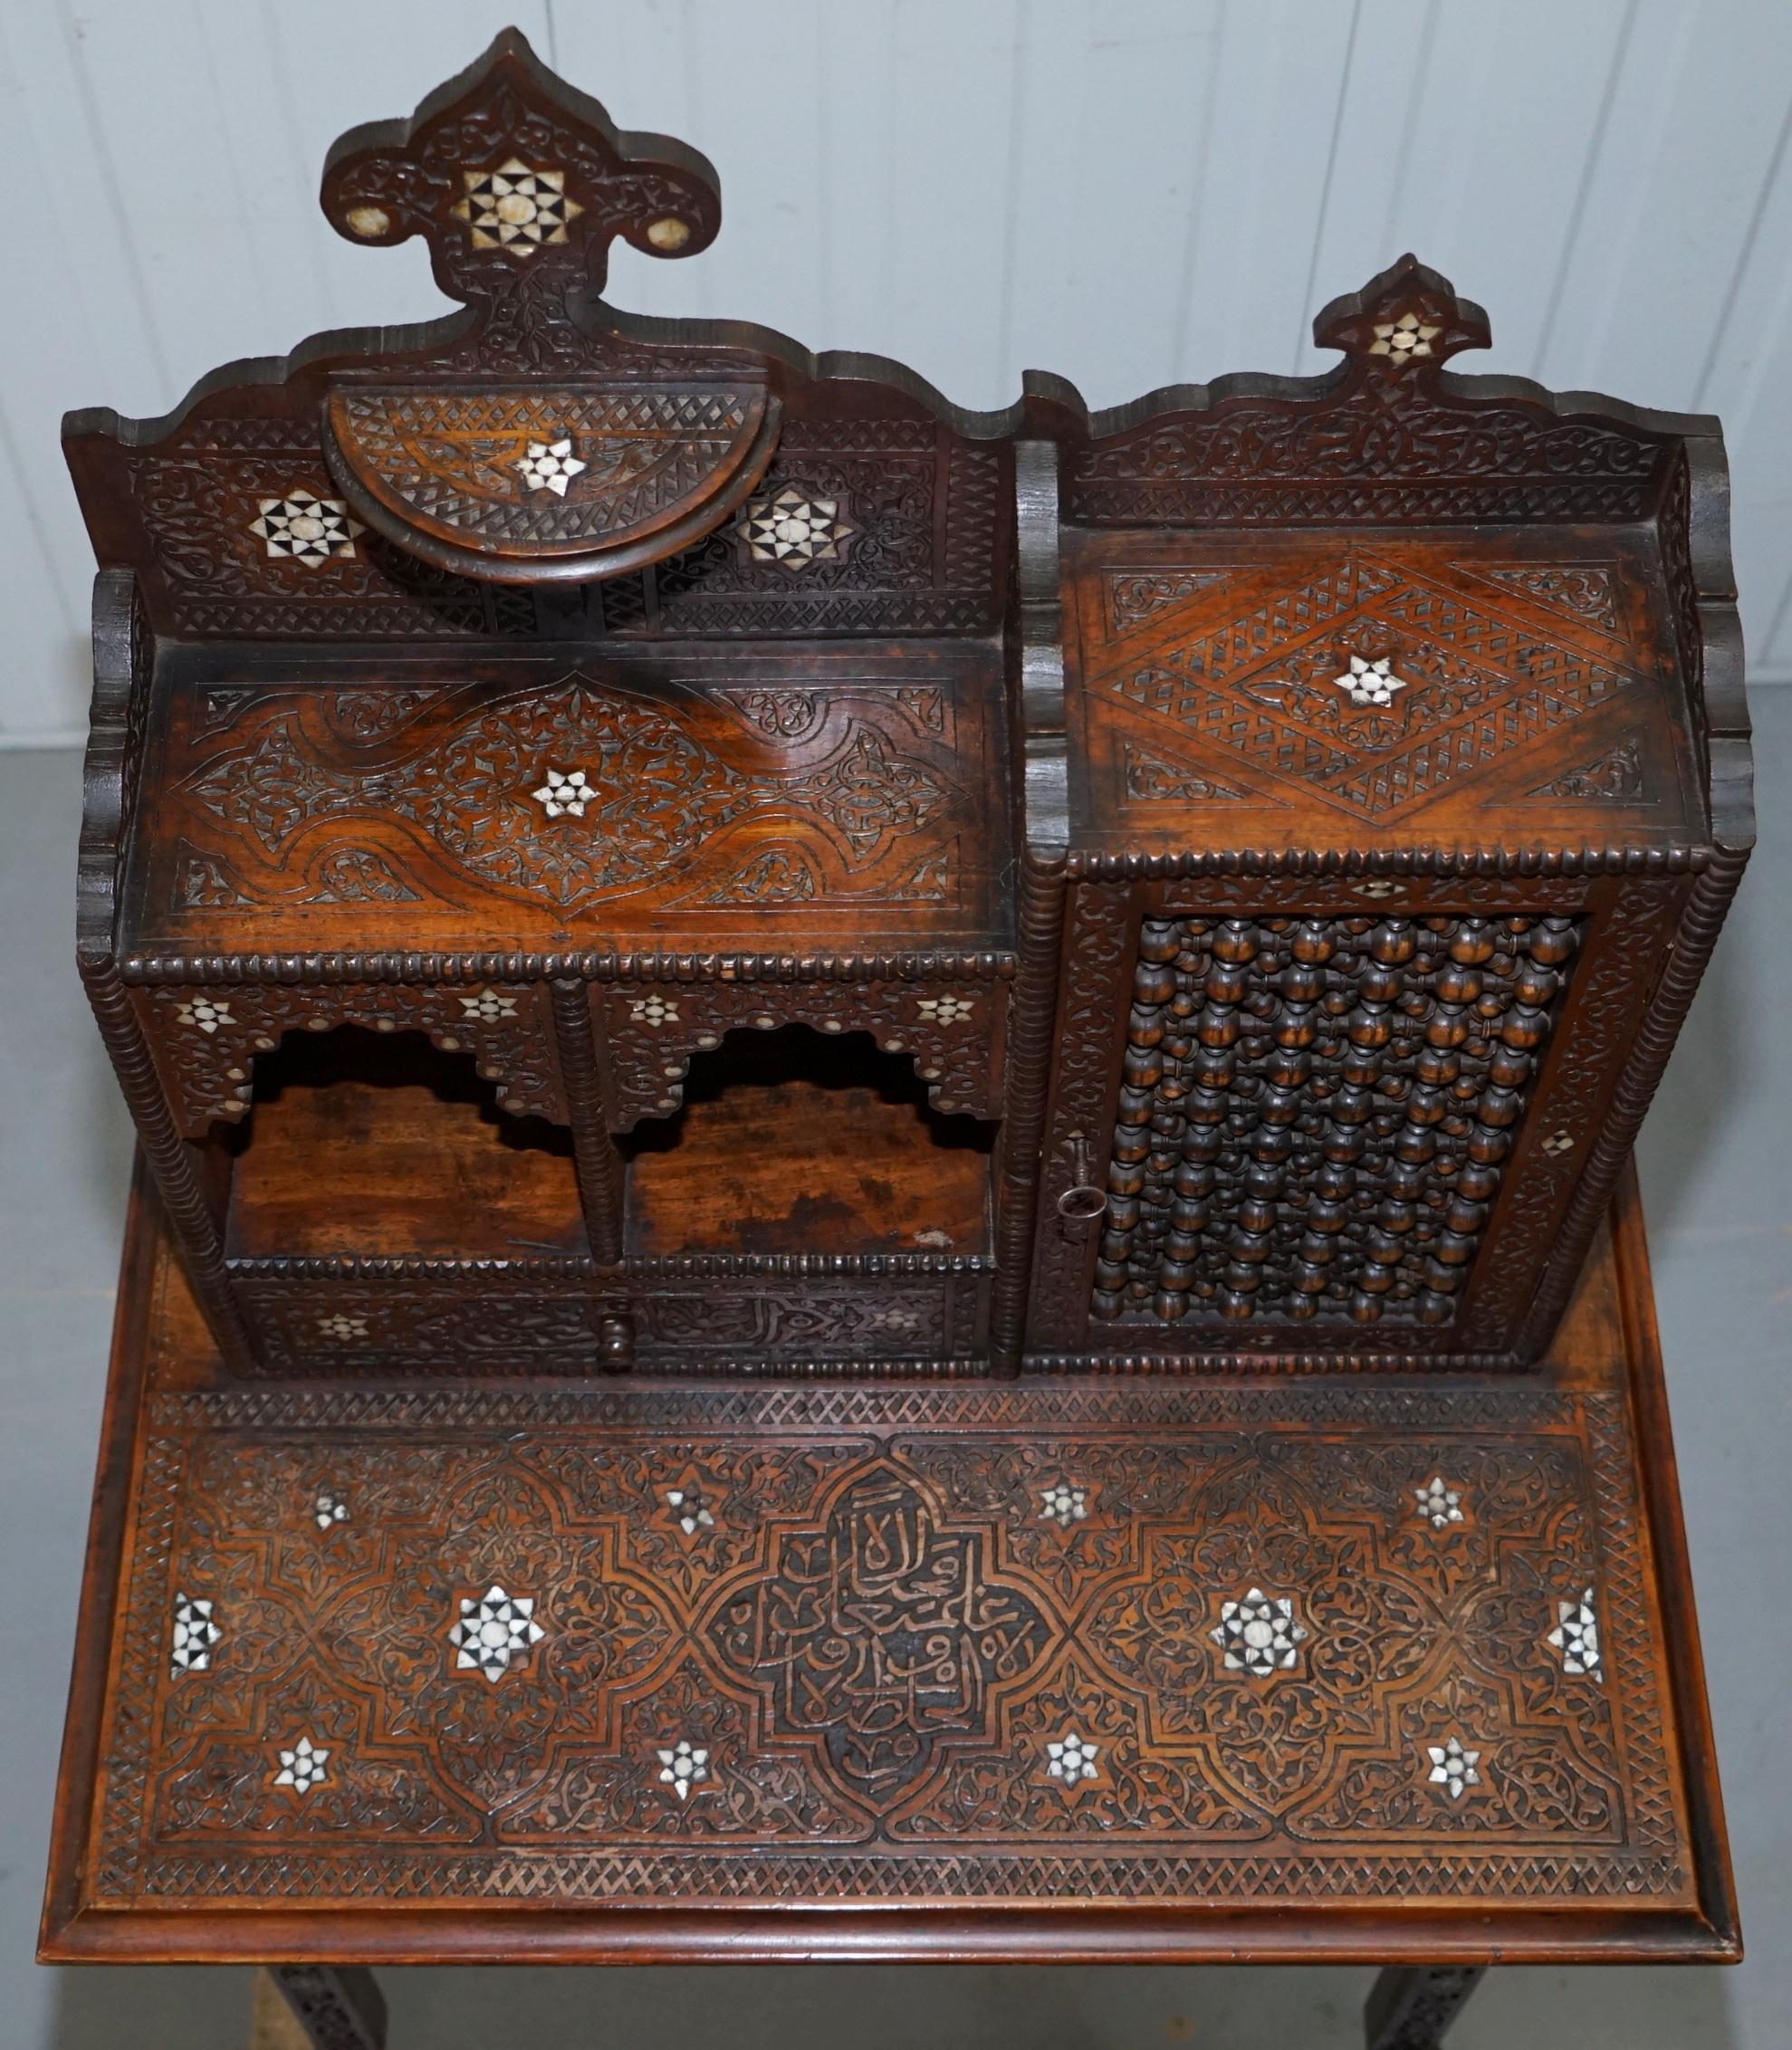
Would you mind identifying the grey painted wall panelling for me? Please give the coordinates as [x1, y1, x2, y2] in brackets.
[2, 0, 1788, 741]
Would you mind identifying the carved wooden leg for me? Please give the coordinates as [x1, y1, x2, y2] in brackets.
[264, 1965, 388, 2050]
[1364, 1966, 1484, 2050]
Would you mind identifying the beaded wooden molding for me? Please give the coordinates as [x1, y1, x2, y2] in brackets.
[62, 30, 1750, 1381]
[37, 1169, 1738, 1964]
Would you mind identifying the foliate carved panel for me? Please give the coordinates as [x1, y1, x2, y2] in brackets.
[1088, 545, 1656, 822]
[1454, 562, 1625, 637]
[600, 976, 1006, 1126]
[131, 444, 538, 639]
[234, 1280, 612, 1375]
[1066, 373, 1669, 527]
[600, 426, 1005, 637]
[155, 674, 981, 930]
[135, 978, 563, 1134]
[1091, 912, 1580, 1331]
[1526, 736, 1648, 801]
[91, 1381, 1685, 1904]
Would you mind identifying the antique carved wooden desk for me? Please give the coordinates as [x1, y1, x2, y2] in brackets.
[42, 34, 1749, 2050]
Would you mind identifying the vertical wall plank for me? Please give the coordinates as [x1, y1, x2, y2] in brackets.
[8, 0, 1792, 740]
[1003, 2, 1224, 409]
[1178, 0, 1360, 387]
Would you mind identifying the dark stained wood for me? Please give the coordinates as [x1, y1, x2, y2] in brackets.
[38, 1162, 1738, 1965]
[1364, 1966, 1485, 2049]
[43, 29, 1747, 1990]
[64, 47, 1746, 1379]
[267, 1965, 388, 2050]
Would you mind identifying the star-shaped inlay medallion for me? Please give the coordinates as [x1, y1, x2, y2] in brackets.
[451, 158, 583, 254]
[514, 437, 587, 496]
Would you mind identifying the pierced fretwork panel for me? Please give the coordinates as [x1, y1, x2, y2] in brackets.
[1092, 913, 1580, 1329]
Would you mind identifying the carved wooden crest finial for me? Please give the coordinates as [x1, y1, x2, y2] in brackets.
[1313, 254, 1491, 373]
[319, 28, 721, 303]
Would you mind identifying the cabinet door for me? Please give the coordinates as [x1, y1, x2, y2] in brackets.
[1027, 877, 1675, 1367]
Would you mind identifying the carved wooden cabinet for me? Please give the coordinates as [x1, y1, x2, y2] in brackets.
[1018, 284, 1750, 1369]
[69, 41, 1029, 1380]
[43, 30, 1749, 2006]
[65, 33, 1748, 1381]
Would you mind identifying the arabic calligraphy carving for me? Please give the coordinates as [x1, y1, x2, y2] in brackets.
[705, 1464, 1051, 1807]
[94, 1384, 1677, 1902]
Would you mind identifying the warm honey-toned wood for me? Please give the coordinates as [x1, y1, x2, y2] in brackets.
[624, 1025, 993, 1258]
[225, 1038, 584, 1261]
[44, 33, 1748, 2009]
[39, 1163, 1736, 1968]
[1061, 523, 1703, 855]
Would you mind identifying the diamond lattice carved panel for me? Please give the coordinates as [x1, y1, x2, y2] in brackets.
[322, 385, 780, 581]
[1071, 533, 1694, 838]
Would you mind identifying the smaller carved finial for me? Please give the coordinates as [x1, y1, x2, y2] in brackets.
[319, 30, 720, 303]
[1313, 254, 1490, 373]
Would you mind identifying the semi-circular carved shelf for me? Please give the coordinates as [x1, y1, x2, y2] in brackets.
[321, 382, 781, 583]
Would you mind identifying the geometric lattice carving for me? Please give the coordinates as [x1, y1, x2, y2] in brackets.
[89, 1378, 1682, 1906]
[323, 387, 774, 574]
[1098, 549, 1644, 819]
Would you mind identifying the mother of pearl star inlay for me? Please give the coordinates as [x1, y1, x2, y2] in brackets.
[514, 437, 587, 495]
[1333, 654, 1408, 707]
[1212, 1586, 1309, 1677]
[449, 1585, 546, 1681]
[452, 158, 583, 254]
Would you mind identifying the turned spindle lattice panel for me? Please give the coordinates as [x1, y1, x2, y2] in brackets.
[1092, 912, 1580, 1330]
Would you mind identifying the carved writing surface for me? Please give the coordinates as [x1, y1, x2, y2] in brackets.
[90, 1378, 1686, 1904]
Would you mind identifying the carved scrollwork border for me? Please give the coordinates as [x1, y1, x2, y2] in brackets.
[598, 977, 1008, 1126]
[134, 978, 566, 1135]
